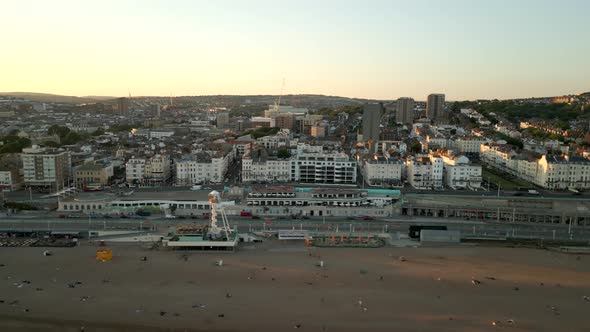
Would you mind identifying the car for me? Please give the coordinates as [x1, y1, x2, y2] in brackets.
[362, 216, 376, 220]
[67, 214, 81, 218]
[58, 214, 66, 218]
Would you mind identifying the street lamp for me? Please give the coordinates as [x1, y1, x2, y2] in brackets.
[88, 214, 92, 238]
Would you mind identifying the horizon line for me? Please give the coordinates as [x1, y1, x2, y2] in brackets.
[1, 90, 588, 103]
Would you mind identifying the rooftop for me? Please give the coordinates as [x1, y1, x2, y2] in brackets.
[311, 188, 363, 195]
[252, 186, 295, 193]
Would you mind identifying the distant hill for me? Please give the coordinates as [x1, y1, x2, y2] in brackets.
[0, 92, 116, 104]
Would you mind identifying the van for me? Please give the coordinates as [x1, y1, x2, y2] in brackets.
[191, 185, 202, 191]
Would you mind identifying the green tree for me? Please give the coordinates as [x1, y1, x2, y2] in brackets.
[61, 131, 85, 145]
[410, 142, 422, 153]
[48, 125, 71, 138]
[0, 136, 31, 154]
[277, 149, 291, 159]
[40, 140, 60, 148]
[91, 127, 105, 136]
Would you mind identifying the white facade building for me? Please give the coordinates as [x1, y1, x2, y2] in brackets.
[441, 154, 482, 189]
[149, 130, 175, 139]
[292, 152, 357, 184]
[125, 158, 146, 182]
[406, 154, 443, 190]
[176, 151, 231, 185]
[480, 143, 517, 174]
[451, 136, 489, 154]
[145, 154, 171, 183]
[361, 157, 403, 186]
[256, 130, 291, 150]
[535, 155, 590, 190]
[241, 156, 291, 183]
[0, 171, 16, 191]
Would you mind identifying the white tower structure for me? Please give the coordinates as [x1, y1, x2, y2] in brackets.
[208, 190, 231, 238]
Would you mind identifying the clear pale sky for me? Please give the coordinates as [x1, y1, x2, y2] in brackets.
[0, 0, 588, 100]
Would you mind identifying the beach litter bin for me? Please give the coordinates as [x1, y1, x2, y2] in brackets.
[96, 249, 112, 262]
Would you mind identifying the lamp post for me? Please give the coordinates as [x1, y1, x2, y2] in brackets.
[88, 214, 92, 238]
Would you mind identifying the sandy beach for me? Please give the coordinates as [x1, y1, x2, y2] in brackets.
[1, 241, 589, 332]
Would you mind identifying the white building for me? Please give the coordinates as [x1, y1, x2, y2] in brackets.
[405, 154, 443, 190]
[451, 136, 489, 154]
[426, 135, 449, 149]
[241, 151, 291, 183]
[176, 150, 232, 185]
[479, 143, 518, 174]
[241, 144, 356, 185]
[149, 130, 175, 139]
[256, 130, 291, 150]
[125, 158, 146, 182]
[361, 156, 403, 187]
[0, 170, 17, 191]
[374, 141, 407, 156]
[441, 154, 482, 189]
[292, 151, 357, 184]
[145, 154, 171, 184]
[535, 155, 590, 190]
[296, 143, 323, 154]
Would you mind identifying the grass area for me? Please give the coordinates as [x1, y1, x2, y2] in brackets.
[482, 168, 532, 190]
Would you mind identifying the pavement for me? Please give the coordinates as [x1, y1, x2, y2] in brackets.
[1, 216, 589, 242]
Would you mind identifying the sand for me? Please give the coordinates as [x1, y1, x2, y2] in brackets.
[0, 240, 589, 332]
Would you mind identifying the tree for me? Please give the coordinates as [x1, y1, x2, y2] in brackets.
[91, 127, 105, 136]
[48, 125, 71, 138]
[0, 136, 31, 154]
[40, 140, 60, 148]
[277, 149, 291, 159]
[61, 131, 85, 145]
[410, 142, 422, 153]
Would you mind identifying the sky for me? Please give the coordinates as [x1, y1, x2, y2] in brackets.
[0, 0, 588, 101]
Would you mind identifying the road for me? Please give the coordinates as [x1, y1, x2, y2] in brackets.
[1, 216, 589, 242]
